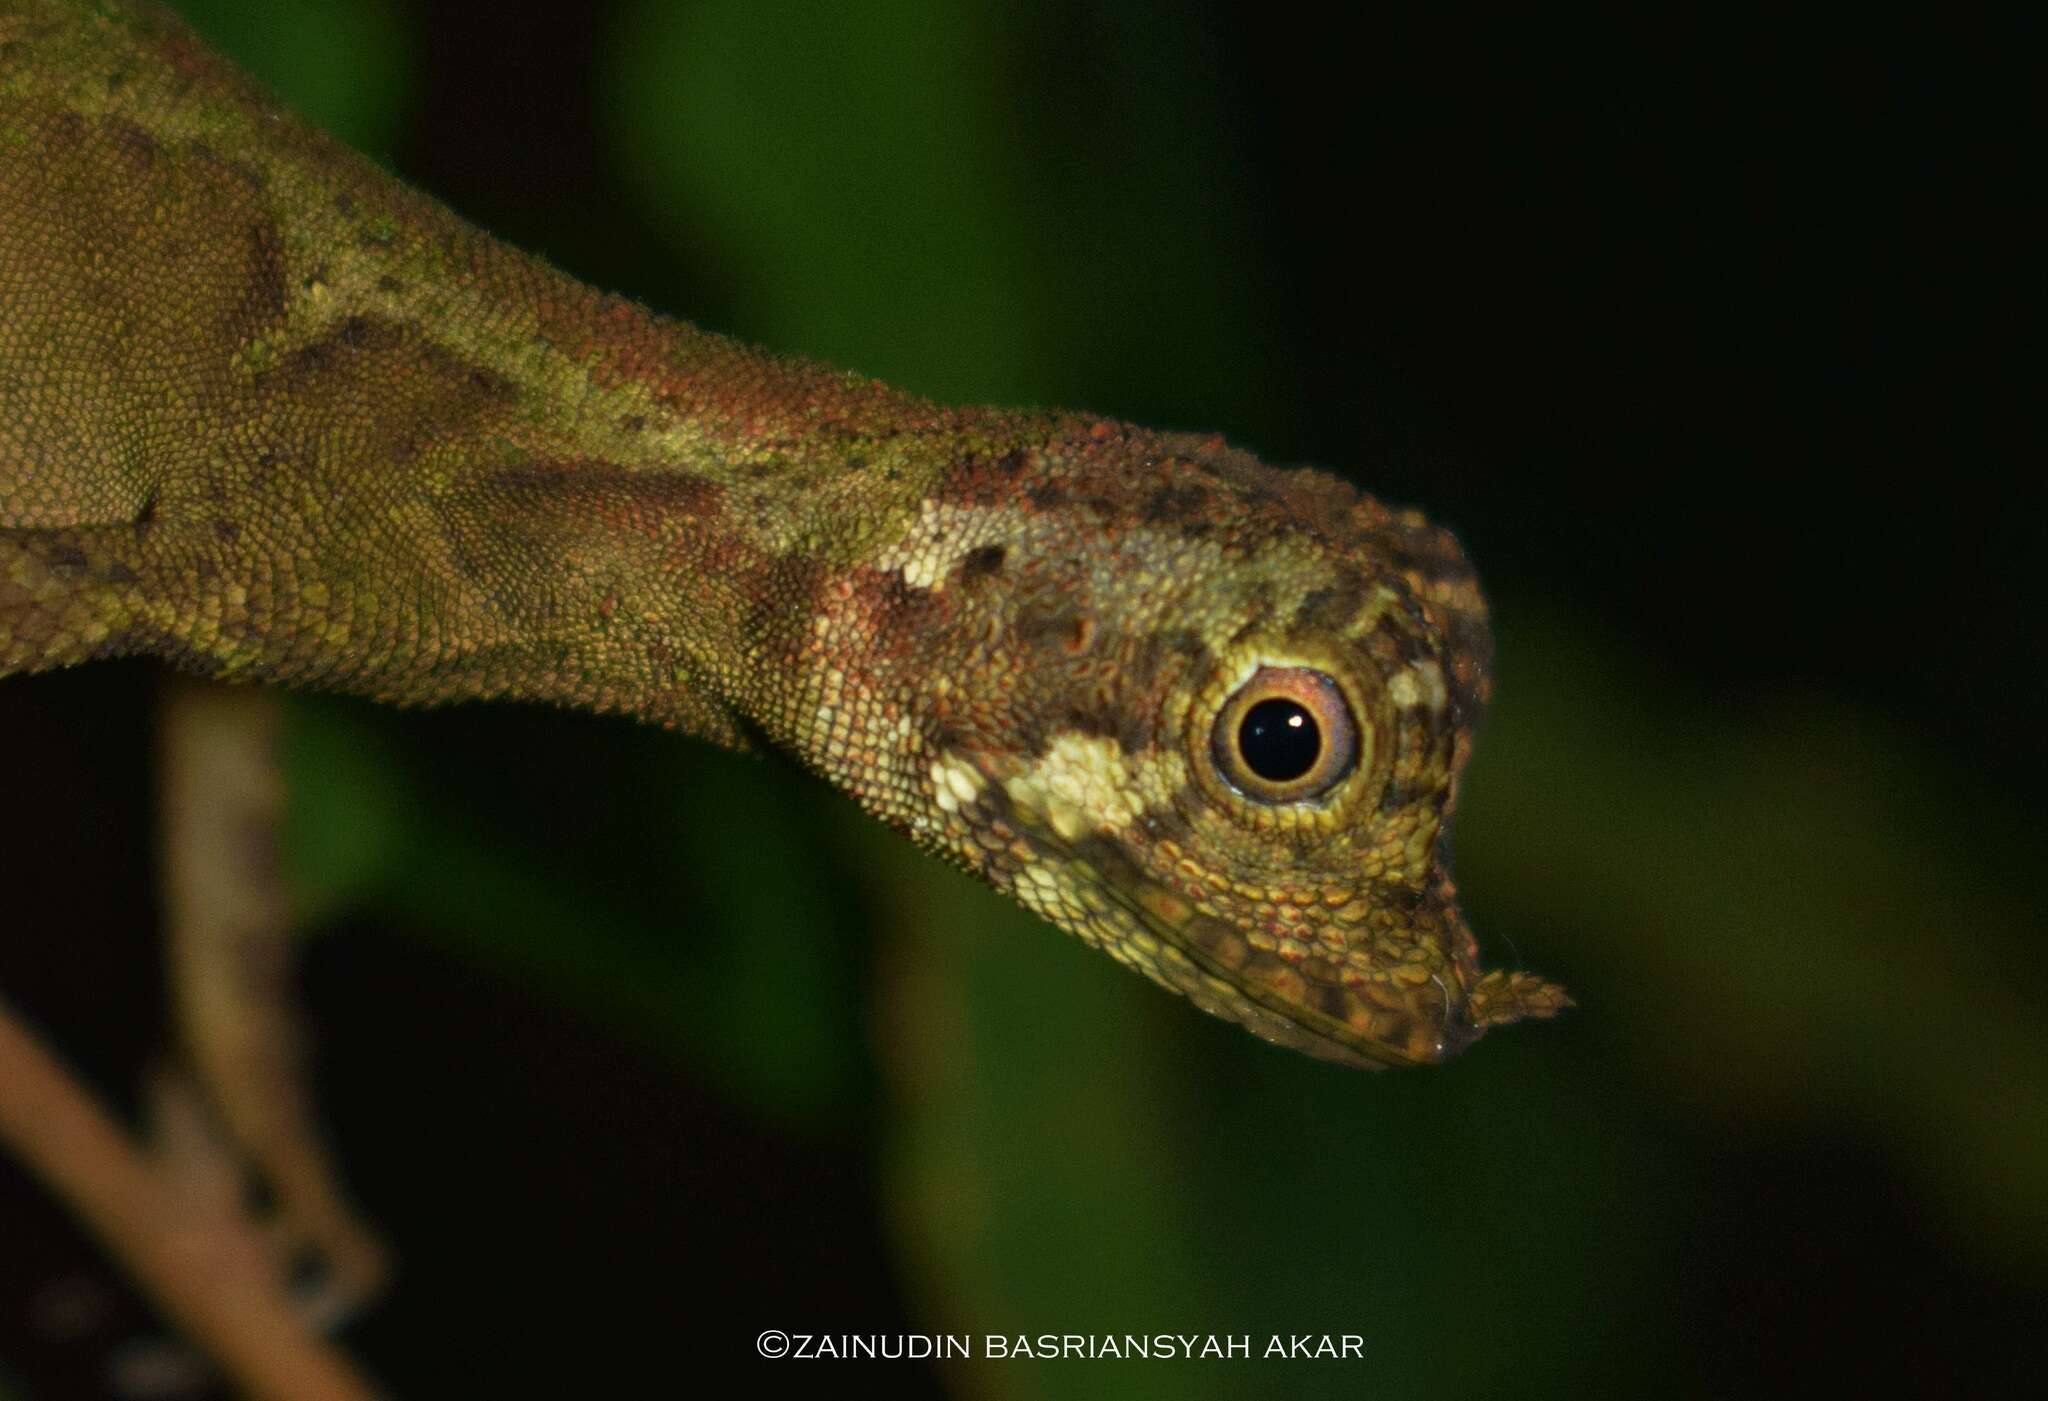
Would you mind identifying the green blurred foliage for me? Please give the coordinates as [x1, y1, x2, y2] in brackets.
[604, 0, 1294, 433]
[125, 1, 2045, 1397]
[285, 697, 873, 1126]
[1461, 604, 2048, 1274]
[173, 0, 412, 161]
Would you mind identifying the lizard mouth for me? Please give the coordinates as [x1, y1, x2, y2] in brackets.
[1035, 829, 1476, 1070]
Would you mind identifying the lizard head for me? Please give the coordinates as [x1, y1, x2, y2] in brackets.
[797, 420, 1570, 1068]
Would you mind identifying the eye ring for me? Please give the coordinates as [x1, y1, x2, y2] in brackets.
[1210, 666, 1358, 804]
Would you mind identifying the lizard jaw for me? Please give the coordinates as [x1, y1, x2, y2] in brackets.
[994, 812, 1478, 1071]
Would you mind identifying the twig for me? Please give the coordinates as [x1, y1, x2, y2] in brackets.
[0, 994, 385, 1401]
[159, 677, 391, 1322]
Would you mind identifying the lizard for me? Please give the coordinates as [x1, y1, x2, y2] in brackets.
[0, 0, 1568, 1092]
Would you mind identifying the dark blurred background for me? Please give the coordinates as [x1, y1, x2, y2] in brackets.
[1, 1, 2039, 1397]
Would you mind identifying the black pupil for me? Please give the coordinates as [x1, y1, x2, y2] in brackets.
[1238, 698, 1321, 782]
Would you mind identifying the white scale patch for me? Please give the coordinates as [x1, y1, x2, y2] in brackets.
[876, 498, 1016, 591]
[1003, 732, 1159, 842]
[1386, 659, 1447, 711]
[929, 753, 984, 814]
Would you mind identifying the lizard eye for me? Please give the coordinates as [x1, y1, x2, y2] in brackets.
[1211, 666, 1358, 803]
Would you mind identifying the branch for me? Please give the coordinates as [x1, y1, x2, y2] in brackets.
[0, 994, 385, 1401]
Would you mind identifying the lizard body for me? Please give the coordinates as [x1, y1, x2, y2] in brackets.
[0, 0, 1565, 1069]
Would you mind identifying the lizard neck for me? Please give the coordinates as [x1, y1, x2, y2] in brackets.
[2, 0, 1066, 742]
[261, 208, 1058, 741]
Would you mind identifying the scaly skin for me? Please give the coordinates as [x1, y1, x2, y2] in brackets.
[0, 0, 1566, 1068]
